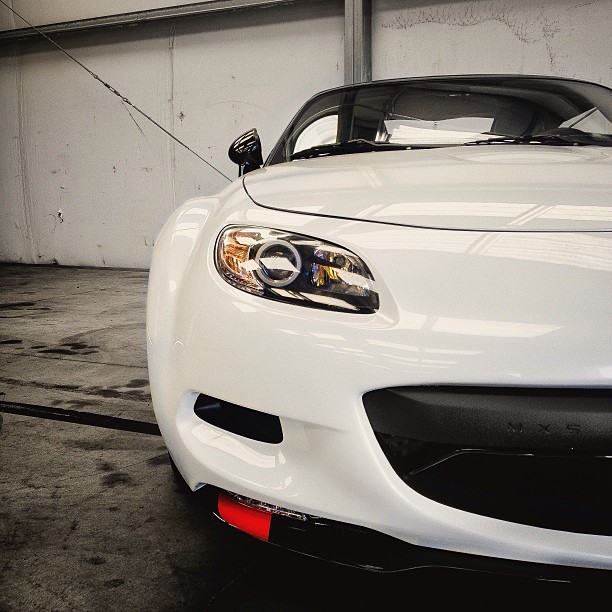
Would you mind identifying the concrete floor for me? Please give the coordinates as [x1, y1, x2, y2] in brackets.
[0, 263, 588, 610]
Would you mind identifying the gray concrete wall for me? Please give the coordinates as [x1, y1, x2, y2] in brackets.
[0, 2, 344, 268]
[372, 0, 612, 85]
[1, 0, 611, 268]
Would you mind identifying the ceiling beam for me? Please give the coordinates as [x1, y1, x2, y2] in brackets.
[0, 0, 321, 42]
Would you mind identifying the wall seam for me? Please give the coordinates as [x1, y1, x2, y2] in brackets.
[14, 41, 37, 262]
[168, 20, 177, 218]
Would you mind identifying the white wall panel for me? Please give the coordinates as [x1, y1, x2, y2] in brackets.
[0, 3, 344, 267]
[372, 0, 612, 86]
[169, 6, 344, 206]
[0, 26, 178, 268]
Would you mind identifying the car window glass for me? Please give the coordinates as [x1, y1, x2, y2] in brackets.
[266, 77, 612, 165]
[560, 107, 612, 134]
[294, 115, 339, 153]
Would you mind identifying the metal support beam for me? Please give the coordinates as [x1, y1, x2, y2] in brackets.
[344, 0, 371, 85]
[0, 0, 319, 43]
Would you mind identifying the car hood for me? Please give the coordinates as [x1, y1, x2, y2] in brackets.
[243, 145, 612, 231]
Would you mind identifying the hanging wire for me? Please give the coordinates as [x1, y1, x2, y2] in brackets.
[0, 0, 232, 182]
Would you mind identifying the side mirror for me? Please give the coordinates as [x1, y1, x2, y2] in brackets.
[228, 128, 263, 176]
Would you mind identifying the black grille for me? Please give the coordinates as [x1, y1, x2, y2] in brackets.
[364, 386, 612, 535]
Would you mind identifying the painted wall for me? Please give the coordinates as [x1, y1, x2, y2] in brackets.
[372, 0, 612, 86]
[1, 0, 611, 269]
[0, 2, 345, 267]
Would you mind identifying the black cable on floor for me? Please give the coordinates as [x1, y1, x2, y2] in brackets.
[0, 400, 161, 435]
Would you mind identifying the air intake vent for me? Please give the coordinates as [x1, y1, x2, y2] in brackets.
[194, 394, 283, 444]
[364, 386, 612, 535]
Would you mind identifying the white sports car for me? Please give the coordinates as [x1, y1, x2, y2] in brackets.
[146, 74, 612, 583]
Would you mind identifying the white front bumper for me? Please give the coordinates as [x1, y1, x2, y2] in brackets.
[147, 194, 612, 571]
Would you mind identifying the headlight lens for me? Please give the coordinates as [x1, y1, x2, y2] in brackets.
[215, 226, 379, 313]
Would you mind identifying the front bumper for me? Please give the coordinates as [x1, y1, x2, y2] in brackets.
[193, 486, 610, 585]
[147, 199, 612, 574]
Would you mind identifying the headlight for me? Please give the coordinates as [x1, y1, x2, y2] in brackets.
[215, 226, 379, 313]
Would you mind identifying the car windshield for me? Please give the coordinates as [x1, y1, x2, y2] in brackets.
[266, 75, 612, 164]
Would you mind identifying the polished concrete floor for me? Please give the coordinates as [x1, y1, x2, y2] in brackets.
[0, 263, 589, 610]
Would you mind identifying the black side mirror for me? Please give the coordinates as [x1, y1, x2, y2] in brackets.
[228, 128, 263, 176]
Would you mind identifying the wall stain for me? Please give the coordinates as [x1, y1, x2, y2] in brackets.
[381, 3, 562, 46]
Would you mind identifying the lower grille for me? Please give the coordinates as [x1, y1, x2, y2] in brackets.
[364, 386, 612, 535]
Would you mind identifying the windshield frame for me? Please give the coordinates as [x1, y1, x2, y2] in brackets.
[265, 74, 612, 166]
